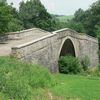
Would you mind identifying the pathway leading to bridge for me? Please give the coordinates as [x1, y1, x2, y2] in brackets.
[0, 28, 51, 56]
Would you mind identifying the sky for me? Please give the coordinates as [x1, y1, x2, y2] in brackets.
[7, 0, 98, 15]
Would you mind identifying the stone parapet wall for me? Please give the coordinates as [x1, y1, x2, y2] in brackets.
[5, 28, 49, 40]
[11, 28, 99, 72]
[11, 33, 58, 72]
[53, 28, 98, 43]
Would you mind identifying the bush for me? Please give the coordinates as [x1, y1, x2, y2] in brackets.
[81, 64, 100, 77]
[81, 67, 100, 77]
[97, 64, 100, 71]
[81, 56, 90, 71]
[58, 56, 81, 74]
[0, 57, 54, 100]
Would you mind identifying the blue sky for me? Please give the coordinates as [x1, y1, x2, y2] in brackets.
[7, 0, 98, 15]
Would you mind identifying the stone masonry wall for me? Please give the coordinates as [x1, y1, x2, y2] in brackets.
[11, 28, 99, 72]
[79, 35, 99, 67]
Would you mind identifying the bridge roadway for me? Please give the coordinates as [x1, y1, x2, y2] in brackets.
[0, 28, 51, 56]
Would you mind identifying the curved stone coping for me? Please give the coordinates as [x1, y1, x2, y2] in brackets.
[53, 28, 98, 43]
[3, 27, 98, 43]
[6, 28, 50, 35]
[12, 33, 55, 49]
[52, 28, 78, 34]
[12, 28, 98, 49]
[6, 28, 34, 35]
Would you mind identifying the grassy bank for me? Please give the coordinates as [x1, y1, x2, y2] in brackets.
[0, 57, 100, 100]
[0, 56, 54, 100]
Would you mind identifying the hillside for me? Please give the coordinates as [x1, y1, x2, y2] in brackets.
[0, 57, 100, 100]
[56, 15, 74, 22]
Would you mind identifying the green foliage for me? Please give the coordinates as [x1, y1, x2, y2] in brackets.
[0, 57, 100, 99]
[81, 66, 100, 77]
[97, 64, 100, 71]
[7, 18, 23, 32]
[0, 57, 54, 100]
[72, 0, 100, 37]
[7, 5, 24, 32]
[81, 56, 90, 71]
[54, 0, 100, 36]
[0, 2, 24, 35]
[0, 0, 57, 33]
[0, 0, 99, 37]
[95, 25, 100, 39]
[98, 50, 100, 62]
[58, 56, 81, 74]
[19, 0, 56, 31]
[67, 20, 86, 33]
[0, 3, 11, 34]
[54, 13, 86, 33]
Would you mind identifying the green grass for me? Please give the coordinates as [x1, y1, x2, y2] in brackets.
[56, 15, 74, 22]
[50, 74, 100, 100]
[0, 56, 54, 100]
[0, 57, 100, 100]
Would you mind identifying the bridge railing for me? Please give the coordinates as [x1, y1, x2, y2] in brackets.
[52, 28, 98, 43]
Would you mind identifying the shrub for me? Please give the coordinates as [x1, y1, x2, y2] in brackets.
[0, 56, 54, 100]
[82, 67, 100, 77]
[58, 56, 81, 74]
[81, 56, 90, 71]
[98, 64, 100, 71]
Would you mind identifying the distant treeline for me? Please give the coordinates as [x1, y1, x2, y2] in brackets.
[0, 0, 58, 34]
[0, 0, 100, 39]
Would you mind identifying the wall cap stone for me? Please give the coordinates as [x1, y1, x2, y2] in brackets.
[12, 28, 98, 49]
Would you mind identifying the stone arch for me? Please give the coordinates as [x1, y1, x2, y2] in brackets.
[59, 37, 78, 58]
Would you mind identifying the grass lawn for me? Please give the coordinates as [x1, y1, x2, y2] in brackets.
[49, 74, 100, 100]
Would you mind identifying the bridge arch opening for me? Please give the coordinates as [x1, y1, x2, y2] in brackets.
[59, 39, 76, 57]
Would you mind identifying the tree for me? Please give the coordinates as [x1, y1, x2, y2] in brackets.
[0, 2, 12, 34]
[72, 0, 100, 37]
[7, 4, 24, 32]
[74, 8, 85, 22]
[19, 0, 56, 31]
[67, 20, 85, 33]
[0, 2, 24, 35]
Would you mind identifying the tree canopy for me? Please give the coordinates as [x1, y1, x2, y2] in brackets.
[71, 0, 100, 37]
[0, 0, 58, 35]
[19, 0, 57, 31]
[0, 0, 99, 36]
[0, 2, 23, 34]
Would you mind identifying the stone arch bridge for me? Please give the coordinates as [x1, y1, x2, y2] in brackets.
[0, 28, 99, 72]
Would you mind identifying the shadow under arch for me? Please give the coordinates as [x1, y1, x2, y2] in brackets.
[59, 39, 76, 57]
